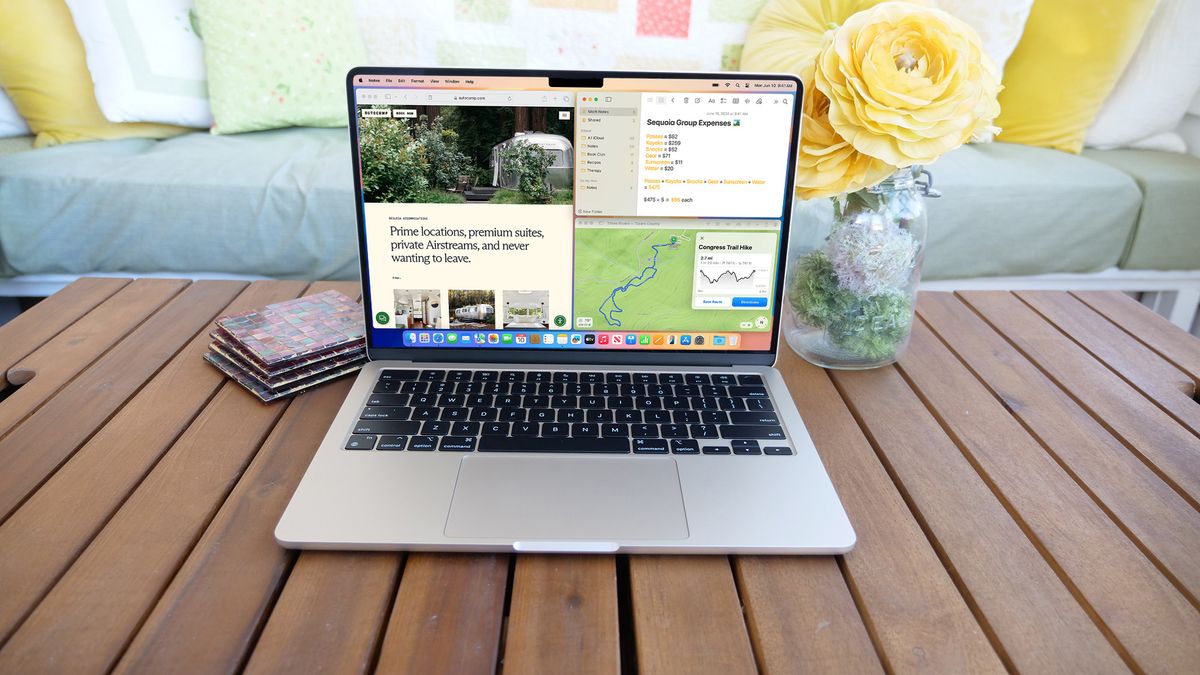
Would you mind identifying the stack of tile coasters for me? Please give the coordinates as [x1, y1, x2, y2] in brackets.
[204, 289, 367, 402]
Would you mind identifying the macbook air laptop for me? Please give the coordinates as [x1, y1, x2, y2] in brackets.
[276, 67, 855, 554]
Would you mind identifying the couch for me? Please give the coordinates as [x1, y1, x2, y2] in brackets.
[1, 1, 1199, 329]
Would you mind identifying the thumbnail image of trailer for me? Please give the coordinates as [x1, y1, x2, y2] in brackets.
[448, 289, 496, 329]
[357, 104, 574, 205]
[392, 289, 442, 329]
[502, 290, 550, 328]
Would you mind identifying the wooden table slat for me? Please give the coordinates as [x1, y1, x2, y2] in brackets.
[831, 365, 1128, 674]
[734, 556, 884, 674]
[0, 385, 289, 673]
[0, 277, 129, 386]
[113, 376, 356, 674]
[1017, 291, 1200, 435]
[911, 295, 1200, 672]
[503, 555, 620, 674]
[630, 556, 757, 675]
[774, 348, 1006, 674]
[243, 552, 403, 675]
[0, 280, 303, 646]
[1072, 291, 1200, 383]
[0, 278, 187, 439]
[957, 291, 1200, 508]
[0, 280, 240, 524]
[916, 295, 1200, 602]
[375, 553, 509, 675]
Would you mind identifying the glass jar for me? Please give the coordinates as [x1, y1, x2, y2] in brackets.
[783, 166, 937, 369]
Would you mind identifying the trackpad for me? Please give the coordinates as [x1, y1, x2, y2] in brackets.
[445, 456, 689, 540]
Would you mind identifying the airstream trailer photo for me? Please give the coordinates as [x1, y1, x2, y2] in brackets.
[448, 290, 497, 329]
[356, 102, 574, 205]
[502, 290, 551, 328]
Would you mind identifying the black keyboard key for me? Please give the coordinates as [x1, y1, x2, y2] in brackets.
[718, 397, 746, 411]
[554, 371, 578, 382]
[496, 394, 521, 407]
[448, 369, 472, 381]
[701, 411, 729, 425]
[672, 410, 699, 424]
[566, 383, 589, 395]
[500, 371, 524, 382]
[551, 395, 576, 408]
[636, 396, 663, 410]
[513, 422, 539, 435]
[482, 382, 505, 395]
[721, 425, 786, 440]
[631, 424, 658, 438]
[660, 424, 688, 438]
[701, 385, 727, 398]
[572, 423, 599, 437]
[373, 380, 401, 394]
[685, 373, 710, 384]
[473, 371, 498, 382]
[580, 372, 603, 383]
[674, 385, 700, 397]
[400, 381, 428, 394]
[440, 436, 477, 451]
[437, 394, 464, 407]
[380, 369, 419, 380]
[377, 435, 407, 450]
[671, 439, 700, 454]
[366, 393, 409, 406]
[456, 381, 482, 394]
[586, 409, 614, 423]
[732, 439, 760, 449]
[408, 435, 437, 451]
[558, 408, 584, 422]
[360, 406, 410, 420]
[412, 407, 439, 420]
[529, 409, 554, 422]
[616, 409, 641, 423]
[648, 385, 670, 397]
[527, 371, 551, 382]
[580, 395, 605, 408]
[482, 422, 510, 435]
[542, 422, 569, 437]
[702, 445, 732, 455]
[602, 423, 629, 437]
[633, 438, 669, 454]
[746, 398, 775, 411]
[451, 421, 480, 436]
[644, 409, 671, 424]
[733, 445, 762, 455]
[429, 381, 454, 394]
[660, 373, 683, 384]
[621, 384, 645, 397]
[594, 383, 619, 396]
[353, 421, 420, 435]
[539, 383, 564, 396]
[410, 393, 436, 407]
[712, 373, 736, 385]
[690, 424, 720, 439]
[663, 397, 690, 410]
[421, 420, 451, 436]
[737, 374, 765, 385]
[467, 394, 493, 407]
[479, 436, 630, 453]
[420, 369, 445, 381]
[511, 382, 536, 395]
[764, 446, 794, 456]
[440, 407, 469, 421]
[345, 435, 376, 450]
[730, 411, 781, 425]
[606, 372, 631, 383]
[691, 397, 719, 410]
[633, 372, 658, 384]
[500, 408, 526, 421]
[523, 395, 549, 408]
[729, 386, 769, 398]
[471, 407, 499, 422]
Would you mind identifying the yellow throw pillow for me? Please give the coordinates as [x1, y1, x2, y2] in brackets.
[0, 0, 186, 147]
[995, 0, 1158, 153]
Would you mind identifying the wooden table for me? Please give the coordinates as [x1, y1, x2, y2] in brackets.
[0, 278, 1198, 674]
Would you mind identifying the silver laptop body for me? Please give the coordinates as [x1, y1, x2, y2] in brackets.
[277, 68, 855, 554]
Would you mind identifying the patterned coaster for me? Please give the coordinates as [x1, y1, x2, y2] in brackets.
[215, 289, 365, 370]
[204, 349, 364, 402]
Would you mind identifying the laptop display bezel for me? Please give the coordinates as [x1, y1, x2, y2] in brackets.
[347, 66, 803, 367]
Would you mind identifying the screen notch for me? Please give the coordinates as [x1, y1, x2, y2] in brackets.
[549, 76, 603, 88]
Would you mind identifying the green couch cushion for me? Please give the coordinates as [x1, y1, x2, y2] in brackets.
[0, 135, 34, 157]
[919, 142, 1142, 280]
[1082, 149, 1200, 271]
[0, 127, 359, 280]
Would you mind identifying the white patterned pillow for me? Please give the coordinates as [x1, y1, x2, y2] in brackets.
[64, 0, 212, 129]
[934, 0, 1034, 78]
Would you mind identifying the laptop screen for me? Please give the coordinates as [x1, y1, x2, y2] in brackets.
[349, 71, 800, 355]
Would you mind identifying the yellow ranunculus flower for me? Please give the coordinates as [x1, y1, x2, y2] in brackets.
[795, 87, 895, 200]
[815, 1, 1001, 166]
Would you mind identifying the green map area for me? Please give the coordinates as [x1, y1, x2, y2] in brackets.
[573, 227, 776, 332]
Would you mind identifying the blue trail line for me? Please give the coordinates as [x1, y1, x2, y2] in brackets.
[598, 241, 674, 327]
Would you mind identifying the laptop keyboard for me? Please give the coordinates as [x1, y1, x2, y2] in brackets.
[343, 369, 794, 456]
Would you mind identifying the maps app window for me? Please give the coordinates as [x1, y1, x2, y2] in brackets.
[354, 76, 795, 350]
